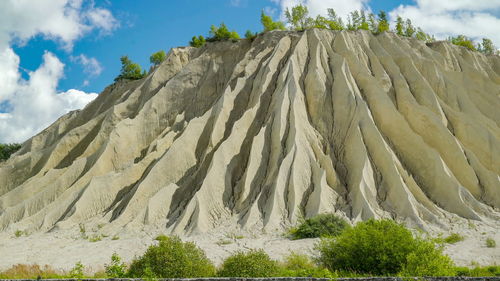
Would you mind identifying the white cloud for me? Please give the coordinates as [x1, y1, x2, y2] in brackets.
[272, 0, 370, 20]
[0, 50, 97, 143]
[0, 0, 115, 143]
[71, 54, 103, 76]
[390, 0, 500, 46]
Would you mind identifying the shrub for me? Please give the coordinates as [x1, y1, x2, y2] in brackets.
[289, 213, 349, 239]
[68, 262, 85, 279]
[127, 235, 215, 278]
[261, 11, 285, 32]
[0, 143, 21, 161]
[14, 230, 24, 237]
[190, 35, 206, 48]
[115, 56, 146, 81]
[376, 11, 389, 34]
[150, 50, 166, 67]
[449, 35, 477, 51]
[105, 253, 127, 278]
[443, 233, 464, 244]
[208, 23, 240, 42]
[455, 265, 500, 277]
[217, 249, 278, 277]
[278, 252, 336, 278]
[245, 30, 257, 40]
[317, 219, 455, 276]
[486, 237, 496, 248]
[400, 238, 455, 276]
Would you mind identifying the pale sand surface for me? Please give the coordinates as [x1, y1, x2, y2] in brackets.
[0, 218, 498, 273]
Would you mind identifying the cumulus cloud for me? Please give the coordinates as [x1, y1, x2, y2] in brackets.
[389, 0, 500, 46]
[71, 54, 103, 76]
[272, 0, 370, 20]
[0, 50, 97, 143]
[0, 0, 116, 143]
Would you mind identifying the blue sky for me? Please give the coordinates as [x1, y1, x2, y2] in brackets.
[0, 0, 499, 142]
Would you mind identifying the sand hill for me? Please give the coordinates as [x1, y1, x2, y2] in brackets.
[0, 29, 499, 269]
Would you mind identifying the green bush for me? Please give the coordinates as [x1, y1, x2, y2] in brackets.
[317, 219, 455, 276]
[190, 35, 206, 48]
[217, 249, 278, 277]
[289, 213, 349, 239]
[444, 233, 464, 244]
[400, 238, 455, 276]
[115, 56, 146, 81]
[278, 252, 336, 278]
[127, 235, 215, 278]
[150, 50, 166, 67]
[449, 35, 477, 51]
[0, 143, 21, 161]
[105, 253, 127, 278]
[260, 11, 285, 32]
[208, 23, 240, 42]
[68, 262, 85, 279]
[486, 237, 496, 248]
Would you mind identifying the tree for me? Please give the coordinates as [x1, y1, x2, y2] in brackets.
[415, 28, 434, 42]
[285, 4, 313, 30]
[149, 50, 166, 67]
[327, 9, 344, 30]
[209, 23, 240, 41]
[395, 16, 404, 36]
[245, 30, 257, 40]
[368, 13, 377, 33]
[190, 35, 206, 48]
[404, 19, 416, 37]
[479, 38, 495, 55]
[261, 11, 286, 31]
[449, 35, 476, 51]
[359, 10, 370, 30]
[115, 56, 145, 81]
[377, 10, 390, 34]
[0, 143, 21, 161]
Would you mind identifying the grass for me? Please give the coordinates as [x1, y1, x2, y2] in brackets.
[88, 235, 102, 242]
[443, 233, 464, 244]
[216, 239, 233, 246]
[112, 235, 120, 240]
[486, 237, 496, 248]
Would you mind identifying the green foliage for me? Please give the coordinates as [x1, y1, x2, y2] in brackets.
[317, 219, 455, 276]
[127, 236, 215, 278]
[149, 50, 166, 67]
[400, 238, 455, 276]
[190, 35, 206, 48]
[443, 233, 464, 244]
[217, 249, 279, 277]
[455, 265, 500, 277]
[261, 11, 286, 32]
[0, 143, 21, 161]
[415, 28, 434, 42]
[376, 10, 390, 34]
[358, 10, 370, 30]
[245, 30, 257, 40]
[285, 4, 313, 31]
[486, 237, 496, 248]
[209, 23, 240, 41]
[68, 262, 85, 279]
[478, 38, 496, 55]
[278, 252, 337, 278]
[395, 16, 404, 36]
[14, 230, 24, 238]
[404, 19, 416, 37]
[289, 213, 350, 239]
[115, 56, 146, 81]
[105, 253, 127, 278]
[449, 35, 477, 51]
[111, 235, 120, 240]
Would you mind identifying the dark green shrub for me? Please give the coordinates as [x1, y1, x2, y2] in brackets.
[217, 249, 278, 277]
[0, 143, 21, 161]
[127, 235, 215, 278]
[190, 35, 206, 48]
[115, 56, 146, 81]
[289, 213, 349, 239]
[245, 30, 257, 40]
[317, 219, 455, 276]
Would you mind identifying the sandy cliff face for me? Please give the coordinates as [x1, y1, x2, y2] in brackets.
[0, 29, 499, 235]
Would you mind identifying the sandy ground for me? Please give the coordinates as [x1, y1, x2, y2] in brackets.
[0, 219, 498, 273]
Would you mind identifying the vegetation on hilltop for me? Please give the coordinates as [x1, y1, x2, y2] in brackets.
[0, 143, 21, 161]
